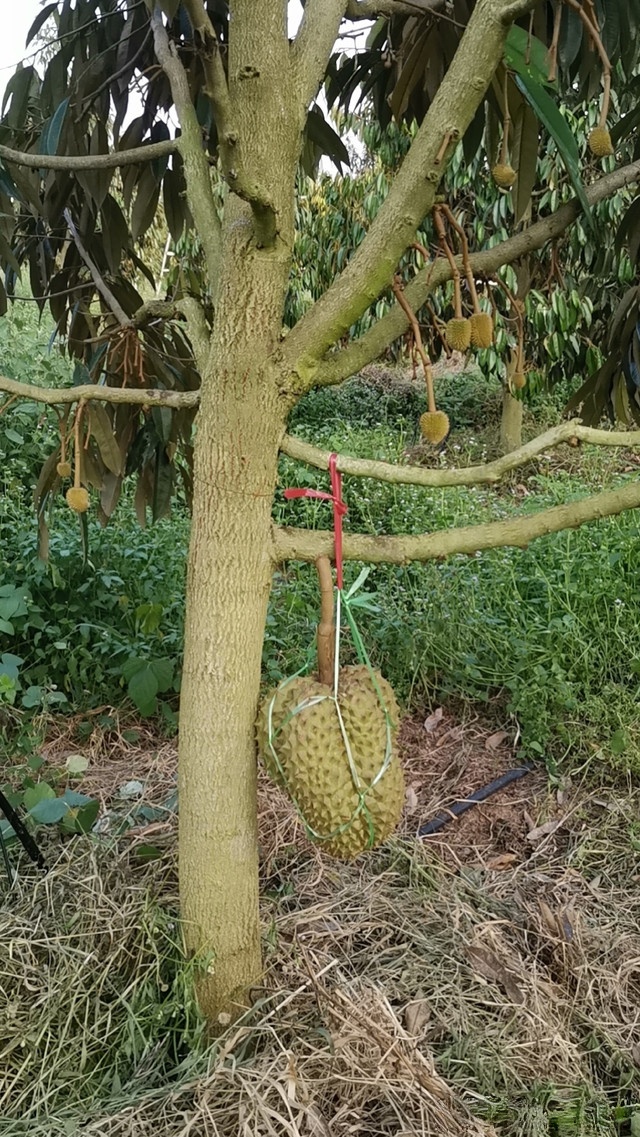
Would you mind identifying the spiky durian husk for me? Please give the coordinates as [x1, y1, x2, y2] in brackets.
[446, 317, 472, 352]
[492, 163, 517, 188]
[66, 486, 89, 512]
[419, 410, 450, 444]
[469, 312, 494, 349]
[56, 461, 72, 478]
[257, 666, 404, 859]
[512, 371, 527, 390]
[588, 126, 613, 157]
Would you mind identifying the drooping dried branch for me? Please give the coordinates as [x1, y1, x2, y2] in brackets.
[65, 209, 130, 328]
[281, 421, 640, 488]
[273, 478, 640, 565]
[151, 9, 222, 290]
[0, 376, 199, 409]
[311, 159, 640, 388]
[0, 139, 176, 172]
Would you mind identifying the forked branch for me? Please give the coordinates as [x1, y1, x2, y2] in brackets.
[311, 158, 640, 389]
[282, 0, 516, 383]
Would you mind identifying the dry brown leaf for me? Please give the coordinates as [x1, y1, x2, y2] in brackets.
[486, 853, 519, 871]
[538, 898, 560, 937]
[424, 707, 444, 733]
[526, 820, 561, 843]
[485, 731, 509, 751]
[467, 944, 524, 1005]
[405, 785, 419, 813]
[404, 998, 431, 1036]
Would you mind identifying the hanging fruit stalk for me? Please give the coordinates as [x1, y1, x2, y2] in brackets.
[392, 274, 450, 444]
[316, 555, 335, 687]
[56, 412, 72, 478]
[66, 402, 90, 513]
[547, 2, 562, 83]
[438, 203, 494, 348]
[492, 69, 517, 188]
[433, 207, 472, 352]
[562, 0, 613, 155]
[497, 276, 527, 389]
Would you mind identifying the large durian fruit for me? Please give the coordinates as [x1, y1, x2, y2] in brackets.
[257, 664, 405, 860]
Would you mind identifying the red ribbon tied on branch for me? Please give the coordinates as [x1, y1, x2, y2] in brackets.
[284, 453, 347, 588]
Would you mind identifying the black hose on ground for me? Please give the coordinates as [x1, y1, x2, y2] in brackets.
[0, 788, 47, 875]
[418, 763, 534, 837]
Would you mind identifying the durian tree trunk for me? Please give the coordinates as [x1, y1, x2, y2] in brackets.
[500, 388, 523, 453]
[178, 186, 295, 1018]
[176, 0, 297, 1021]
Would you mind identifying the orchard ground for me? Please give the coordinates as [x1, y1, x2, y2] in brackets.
[2, 308, 640, 1134]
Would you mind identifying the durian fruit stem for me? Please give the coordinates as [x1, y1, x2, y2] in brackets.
[433, 208, 463, 317]
[563, 0, 611, 126]
[438, 203, 481, 314]
[315, 555, 335, 688]
[72, 401, 86, 490]
[392, 275, 437, 412]
[548, 2, 562, 83]
[500, 68, 511, 165]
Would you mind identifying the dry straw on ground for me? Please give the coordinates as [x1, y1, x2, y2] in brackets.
[1, 760, 640, 1137]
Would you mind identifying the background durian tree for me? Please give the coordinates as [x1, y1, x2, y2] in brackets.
[3, 0, 640, 1023]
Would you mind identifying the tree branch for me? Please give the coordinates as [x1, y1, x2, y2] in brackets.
[345, 0, 444, 15]
[273, 479, 640, 564]
[177, 296, 211, 375]
[281, 421, 640, 487]
[0, 139, 176, 172]
[281, 0, 522, 388]
[292, 1, 348, 121]
[65, 209, 130, 328]
[0, 376, 199, 409]
[312, 158, 640, 388]
[182, 0, 233, 159]
[151, 9, 222, 292]
[500, 0, 543, 23]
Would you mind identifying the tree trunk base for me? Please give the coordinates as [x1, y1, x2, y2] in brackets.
[500, 389, 523, 454]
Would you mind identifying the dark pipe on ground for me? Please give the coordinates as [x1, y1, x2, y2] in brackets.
[418, 764, 534, 837]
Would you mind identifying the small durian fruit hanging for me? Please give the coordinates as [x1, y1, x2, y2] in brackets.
[492, 163, 517, 189]
[420, 409, 450, 444]
[469, 311, 494, 348]
[66, 486, 90, 512]
[66, 403, 90, 513]
[581, 5, 614, 160]
[437, 202, 494, 351]
[256, 557, 405, 860]
[432, 206, 472, 354]
[587, 125, 613, 158]
[512, 370, 527, 390]
[492, 71, 517, 190]
[57, 460, 72, 479]
[446, 316, 472, 351]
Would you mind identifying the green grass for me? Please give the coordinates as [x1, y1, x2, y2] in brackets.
[1, 369, 640, 774]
